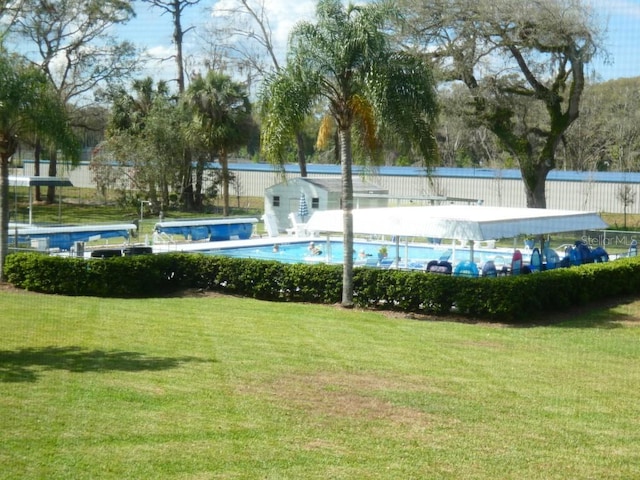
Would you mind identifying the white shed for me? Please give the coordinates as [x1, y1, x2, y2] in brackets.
[264, 177, 389, 233]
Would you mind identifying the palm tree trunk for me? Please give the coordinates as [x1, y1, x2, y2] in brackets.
[34, 139, 42, 201]
[194, 153, 205, 211]
[46, 150, 58, 204]
[295, 131, 307, 177]
[0, 155, 10, 282]
[221, 149, 230, 217]
[339, 127, 354, 308]
[181, 148, 194, 210]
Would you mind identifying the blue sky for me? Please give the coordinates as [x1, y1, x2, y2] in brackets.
[107, 0, 639, 85]
[589, 0, 640, 80]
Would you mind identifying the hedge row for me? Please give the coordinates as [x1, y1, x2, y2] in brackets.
[5, 252, 640, 322]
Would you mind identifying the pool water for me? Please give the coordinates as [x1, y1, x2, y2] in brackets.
[206, 240, 513, 270]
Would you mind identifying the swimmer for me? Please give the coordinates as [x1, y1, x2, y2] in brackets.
[308, 241, 322, 255]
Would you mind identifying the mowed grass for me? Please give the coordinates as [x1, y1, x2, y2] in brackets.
[1, 289, 639, 479]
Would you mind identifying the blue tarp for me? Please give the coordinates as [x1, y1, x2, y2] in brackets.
[155, 221, 255, 241]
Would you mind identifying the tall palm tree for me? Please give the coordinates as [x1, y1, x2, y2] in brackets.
[0, 53, 79, 280]
[260, 0, 439, 307]
[184, 71, 253, 215]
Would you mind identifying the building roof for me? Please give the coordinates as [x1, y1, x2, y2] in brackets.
[301, 177, 388, 193]
[225, 162, 640, 184]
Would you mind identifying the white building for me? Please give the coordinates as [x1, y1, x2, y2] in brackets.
[264, 177, 389, 233]
[20, 160, 640, 214]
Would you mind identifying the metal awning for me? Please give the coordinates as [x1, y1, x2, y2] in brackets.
[305, 205, 608, 241]
[9, 175, 73, 188]
[9, 175, 74, 225]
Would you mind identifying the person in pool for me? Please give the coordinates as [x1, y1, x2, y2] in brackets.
[358, 249, 372, 259]
[308, 241, 322, 255]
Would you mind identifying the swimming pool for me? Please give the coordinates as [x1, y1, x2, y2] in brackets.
[204, 239, 516, 270]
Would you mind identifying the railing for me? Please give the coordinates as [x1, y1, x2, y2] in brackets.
[151, 231, 178, 250]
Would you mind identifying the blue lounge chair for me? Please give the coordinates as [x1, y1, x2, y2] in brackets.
[426, 260, 452, 275]
[454, 260, 479, 277]
[543, 248, 560, 269]
[592, 246, 609, 262]
[481, 260, 497, 277]
[529, 247, 542, 272]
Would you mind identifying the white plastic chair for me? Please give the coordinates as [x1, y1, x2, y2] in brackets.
[261, 214, 281, 238]
[286, 213, 308, 237]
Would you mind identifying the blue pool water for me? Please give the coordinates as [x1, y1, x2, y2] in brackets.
[205, 240, 512, 269]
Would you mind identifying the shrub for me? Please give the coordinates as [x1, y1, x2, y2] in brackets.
[5, 252, 640, 323]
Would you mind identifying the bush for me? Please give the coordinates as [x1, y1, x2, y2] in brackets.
[5, 252, 640, 323]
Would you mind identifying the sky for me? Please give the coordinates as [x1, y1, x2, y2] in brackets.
[115, 0, 640, 87]
[590, 0, 640, 80]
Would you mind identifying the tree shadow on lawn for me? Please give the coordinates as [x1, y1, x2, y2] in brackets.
[0, 346, 214, 383]
[524, 296, 640, 329]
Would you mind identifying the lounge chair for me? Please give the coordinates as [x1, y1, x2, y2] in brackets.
[575, 241, 594, 264]
[261, 214, 281, 238]
[481, 260, 497, 277]
[426, 260, 452, 275]
[454, 260, 479, 277]
[286, 213, 308, 237]
[529, 247, 542, 272]
[438, 249, 453, 261]
[592, 246, 609, 262]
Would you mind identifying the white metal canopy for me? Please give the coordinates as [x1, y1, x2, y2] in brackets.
[305, 205, 608, 241]
[10, 175, 74, 225]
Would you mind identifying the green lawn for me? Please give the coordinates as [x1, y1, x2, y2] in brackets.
[1, 288, 639, 479]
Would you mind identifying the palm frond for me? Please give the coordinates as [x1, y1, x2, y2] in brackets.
[348, 94, 380, 155]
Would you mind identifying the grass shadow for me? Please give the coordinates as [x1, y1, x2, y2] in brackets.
[525, 296, 640, 329]
[0, 346, 214, 383]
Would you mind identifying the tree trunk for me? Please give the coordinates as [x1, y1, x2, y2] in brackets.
[221, 149, 230, 217]
[173, 0, 185, 93]
[0, 155, 10, 282]
[181, 148, 194, 210]
[46, 150, 57, 204]
[194, 153, 205, 211]
[34, 139, 42, 201]
[295, 131, 307, 177]
[521, 158, 552, 208]
[339, 127, 354, 308]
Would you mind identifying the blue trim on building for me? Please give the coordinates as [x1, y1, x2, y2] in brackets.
[22, 159, 640, 183]
[229, 162, 640, 183]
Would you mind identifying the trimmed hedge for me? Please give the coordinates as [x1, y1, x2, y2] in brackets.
[5, 252, 640, 322]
